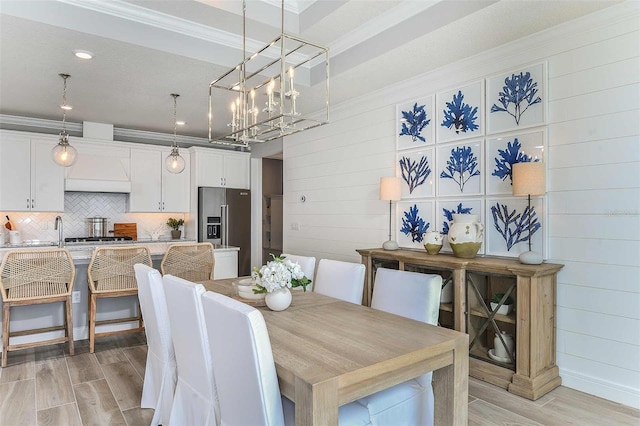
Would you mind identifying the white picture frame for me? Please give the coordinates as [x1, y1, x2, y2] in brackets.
[436, 198, 485, 255]
[485, 196, 545, 258]
[436, 139, 484, 196]
[486, 62, 547, 135]
[486, 129, 546, 195]
[396, 96, 435, 150]
[436, 80, 484, 143]
[396, 147, 435, 199]
[396, 200, 435, 250]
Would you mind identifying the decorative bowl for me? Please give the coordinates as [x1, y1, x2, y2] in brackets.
[233, 278, 265, 300]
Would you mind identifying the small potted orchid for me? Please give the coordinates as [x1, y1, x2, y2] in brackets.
[252, 254, 311, 311]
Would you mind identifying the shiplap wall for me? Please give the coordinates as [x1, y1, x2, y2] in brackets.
[283, 3, 640, 408]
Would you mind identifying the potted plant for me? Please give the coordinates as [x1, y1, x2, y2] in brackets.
[490, 293, 514, 315]
[166, 217, 184, 240]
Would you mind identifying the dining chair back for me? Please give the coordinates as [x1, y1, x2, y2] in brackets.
[280, 253, 316, 289]
[0, 248, 75, 367]
[360, 267, 443, 426]
[134, 264, 176, 426]
[201, 291, 371, 425]
[160, 242, 215, 281]
[313, 259, 366, 304]
[163, 274, 219, 426]
[87, 246, 151, 352]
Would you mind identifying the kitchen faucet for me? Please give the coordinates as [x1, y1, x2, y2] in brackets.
[54, 216, 63, 248]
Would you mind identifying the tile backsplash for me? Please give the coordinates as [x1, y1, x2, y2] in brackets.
[1, 192, 187, 242]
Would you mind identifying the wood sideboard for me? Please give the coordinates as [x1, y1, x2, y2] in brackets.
[357, 248, 564, 400]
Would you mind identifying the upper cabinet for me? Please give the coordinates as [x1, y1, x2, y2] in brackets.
[0, 132, 64, 212]
[129, 147, 190, 212]
[192, 148, 250, 189]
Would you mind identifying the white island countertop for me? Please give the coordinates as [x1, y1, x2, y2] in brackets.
[0, 240, 239, 264]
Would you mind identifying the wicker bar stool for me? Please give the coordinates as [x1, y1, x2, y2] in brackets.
[160, 243, 215, 282]
[0, 248, 75, 367]
[87, 246, 152, 353]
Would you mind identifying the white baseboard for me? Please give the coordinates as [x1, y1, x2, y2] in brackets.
[560, 367, 640, 410]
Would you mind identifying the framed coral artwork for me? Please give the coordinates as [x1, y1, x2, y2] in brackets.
[486, 62, 546, 134]
[485, 197, 545, 258]
[396, 96, 435, 150]
[486, 129, 546, 195]
[396, 147, 435, 198]
[396, 201, 435, 250]
[436, 80, 484, 143]
[436, 139, 484, 196]
[435, 198, 484, 254]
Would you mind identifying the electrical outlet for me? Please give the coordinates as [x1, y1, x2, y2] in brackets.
[72, 291, 81, 304]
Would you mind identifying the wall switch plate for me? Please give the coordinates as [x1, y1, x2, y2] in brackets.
[72, 291, 81, 303]
[291, 223, 300, 231]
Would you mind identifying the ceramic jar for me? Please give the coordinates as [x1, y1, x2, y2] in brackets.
[448, 214, 484, 258]
[265, 287, 292, 311]
[493, 331, 514, 360]
[423, 230, 443, 255]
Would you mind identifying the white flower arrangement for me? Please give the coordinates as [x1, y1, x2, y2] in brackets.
[252, 254, 311, 293]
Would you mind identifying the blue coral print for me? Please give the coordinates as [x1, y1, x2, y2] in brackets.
[492, 138, 536, 184]
[491, 72, 541, 125]
[399, 155, 431, 194]
[399, 103, 430, 142]
[440, 146, 481, 192]
[442, 203, 473, 235]
[401, 204, 430, 243]
[490, 202, 540, 250]
[441, 91, 479, 134]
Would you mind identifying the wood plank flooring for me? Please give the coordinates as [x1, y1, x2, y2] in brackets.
[1, 332, 638, 425]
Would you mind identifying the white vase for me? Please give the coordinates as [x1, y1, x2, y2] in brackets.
[448, 214, 484, 258]
[265, 287, 292, 311]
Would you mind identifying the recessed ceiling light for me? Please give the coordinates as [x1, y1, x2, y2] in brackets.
[176, 121, 186, 126]
[74, 50, 94, 60]
[60, 105, 72, 110]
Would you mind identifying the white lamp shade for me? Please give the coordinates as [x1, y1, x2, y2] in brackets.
[512, 162, 545, 196]
[380, 177, 402, 201]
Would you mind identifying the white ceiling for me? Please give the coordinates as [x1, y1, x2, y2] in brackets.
[0, 0, 621, 145]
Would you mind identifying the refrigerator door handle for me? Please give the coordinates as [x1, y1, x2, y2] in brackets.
[221, 204, 229, 246]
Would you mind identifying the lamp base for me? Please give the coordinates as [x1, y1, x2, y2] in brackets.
[518, 250, 543, 265]
[382, 240, 399, 251]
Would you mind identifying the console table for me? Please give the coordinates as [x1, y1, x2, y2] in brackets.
[357, 248, 564, 400]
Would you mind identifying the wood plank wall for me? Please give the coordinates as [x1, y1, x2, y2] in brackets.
[283, 2, 640, 408]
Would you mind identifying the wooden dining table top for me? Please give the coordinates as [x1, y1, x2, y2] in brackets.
[200, 277, 469, 425]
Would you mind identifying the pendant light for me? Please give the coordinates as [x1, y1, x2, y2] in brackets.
[165, 93, 186, 174]
[51, 73, 78, 167]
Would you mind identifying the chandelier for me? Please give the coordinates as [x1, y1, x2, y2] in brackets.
[208, 0, 329, 147]
[52, 73, 78, 167]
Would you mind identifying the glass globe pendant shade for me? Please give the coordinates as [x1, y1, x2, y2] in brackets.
[51, 132, 77, 167]
[165, 147, 185, 174]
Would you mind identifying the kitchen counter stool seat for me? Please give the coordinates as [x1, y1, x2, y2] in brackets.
[87, 246, 152, 353]
[0, 248, 76, 367]
[160, 242, 214, 281]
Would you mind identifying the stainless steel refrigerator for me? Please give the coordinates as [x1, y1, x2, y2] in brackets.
[198, 187, 251, 276]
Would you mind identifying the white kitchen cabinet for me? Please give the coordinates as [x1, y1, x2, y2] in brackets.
[129, 148, 190, 212]
[0, 133, 64, 212]
[193, 149, 250, 189]
[214, 249, 239, 279]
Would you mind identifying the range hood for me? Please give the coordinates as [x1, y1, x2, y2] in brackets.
[65, 150, 131, 193]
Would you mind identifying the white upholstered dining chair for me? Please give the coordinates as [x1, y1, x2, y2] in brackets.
[313, 259, 366, 304]
[200, 291, 371, 425]
[163, 274, 219, 426]
[280, 253, 316, 289]
[361, 267, 443, 426]
[133, 264, 176, 426]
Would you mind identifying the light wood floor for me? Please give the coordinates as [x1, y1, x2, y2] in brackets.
[1, 332, 638, 425]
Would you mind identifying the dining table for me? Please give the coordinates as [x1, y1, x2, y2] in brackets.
[200, 278, 469, 425]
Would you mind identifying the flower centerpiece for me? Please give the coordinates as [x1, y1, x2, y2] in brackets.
[252, 254, 312, 311]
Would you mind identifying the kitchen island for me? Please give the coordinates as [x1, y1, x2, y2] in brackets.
[0, 240, 239, 347]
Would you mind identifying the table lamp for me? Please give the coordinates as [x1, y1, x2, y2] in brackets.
[380, 177, 402, 250]
[512, 162, 545, 264]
